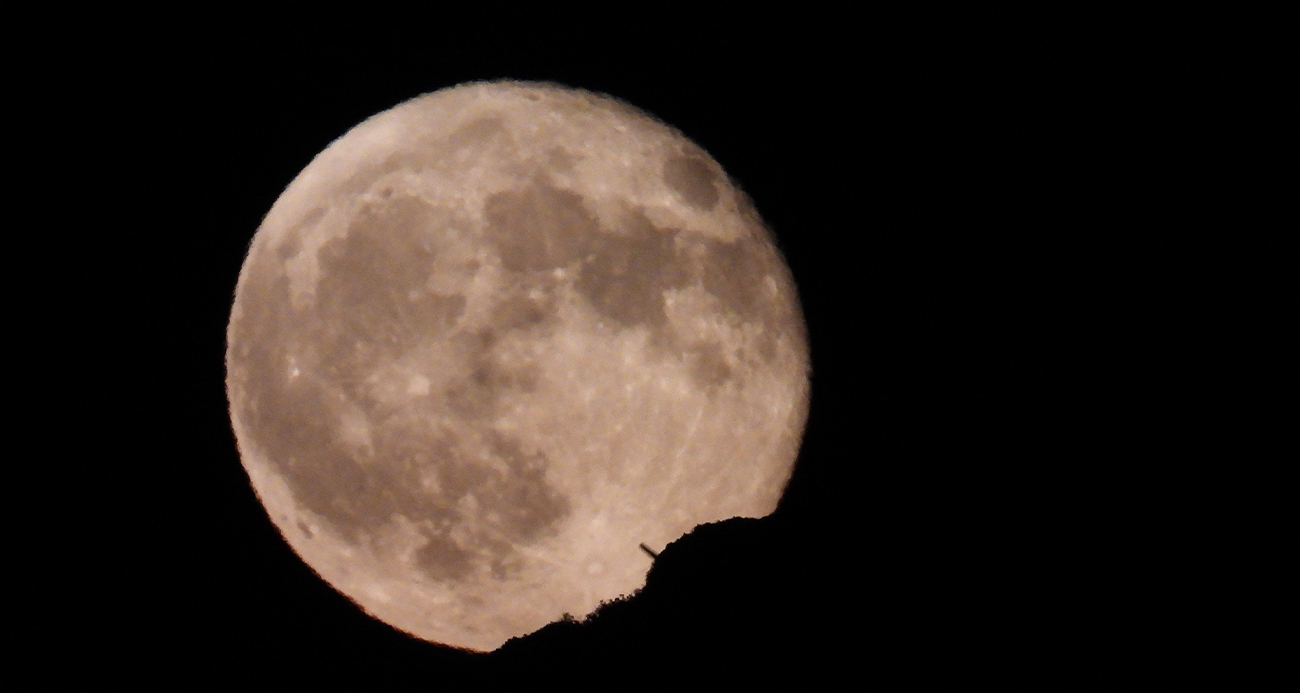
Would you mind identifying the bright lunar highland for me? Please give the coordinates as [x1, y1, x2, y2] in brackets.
[226, 81, 810, 652]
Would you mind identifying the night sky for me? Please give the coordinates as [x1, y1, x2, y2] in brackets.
[32, 9, 1276, 689]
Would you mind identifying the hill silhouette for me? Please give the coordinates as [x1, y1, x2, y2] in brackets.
[481, 512, 1120, 688]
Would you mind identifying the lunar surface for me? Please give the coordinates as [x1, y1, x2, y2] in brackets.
[225, 81, 809, 652]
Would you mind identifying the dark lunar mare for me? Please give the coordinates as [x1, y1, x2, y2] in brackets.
[230, 165, 794, 585]
[228, 195, 572, 585]
[482, 175, 785, 390]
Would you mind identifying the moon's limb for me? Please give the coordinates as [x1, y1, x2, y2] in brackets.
[226, 81, 809, 651]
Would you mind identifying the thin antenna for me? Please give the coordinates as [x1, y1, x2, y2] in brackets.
[639, 543, 659, 559]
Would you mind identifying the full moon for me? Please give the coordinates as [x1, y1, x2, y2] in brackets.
[226, 81, 810, 652]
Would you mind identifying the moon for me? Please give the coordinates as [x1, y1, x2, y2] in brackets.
[225, 81, 810, 652]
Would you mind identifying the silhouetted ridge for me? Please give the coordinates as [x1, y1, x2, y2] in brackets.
[487, 514, 842, 684]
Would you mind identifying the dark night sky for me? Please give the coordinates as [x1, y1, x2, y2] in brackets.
[28, 9, 1279, 689]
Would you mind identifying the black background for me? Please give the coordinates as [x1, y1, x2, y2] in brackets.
[30, 9, 1279, 689]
